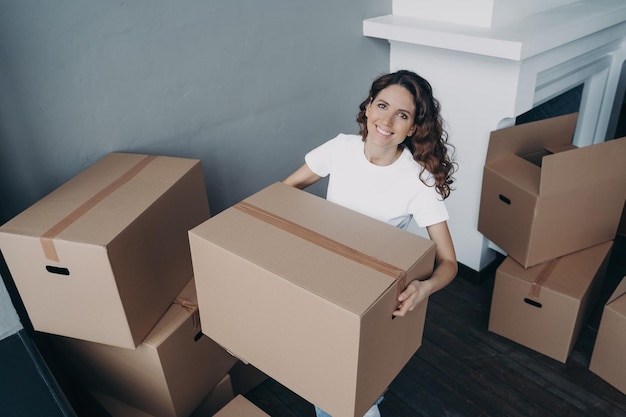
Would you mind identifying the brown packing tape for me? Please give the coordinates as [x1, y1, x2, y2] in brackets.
[174, 297, 200, 329]
[234, 200, 408, 295]
[527, 258, 560, 300]
[40, 155, 158, 262]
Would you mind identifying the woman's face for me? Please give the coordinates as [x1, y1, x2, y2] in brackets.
[365, 84, 417, 149]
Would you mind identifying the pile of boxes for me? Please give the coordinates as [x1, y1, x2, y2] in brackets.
[0, 153, 438, 416]
[478, 113, 626, 392]
[0, 153, 266, 417]
[4, 115, 622, 414]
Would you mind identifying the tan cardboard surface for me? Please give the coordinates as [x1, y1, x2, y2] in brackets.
[213, 395, 269, 417]
[478, 113, 626, 267]
[0, 152, 210, 348]
[488, 241, 613, 363]
[590, 276, 626, 394]
[484, 113, 577, 165]
[190, 182, 436, 417]
[51, 279, 237, 417]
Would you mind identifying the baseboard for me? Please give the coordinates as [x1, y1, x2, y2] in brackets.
[458, 252, 506, 285]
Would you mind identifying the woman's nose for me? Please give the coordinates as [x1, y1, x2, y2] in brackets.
[381, 113, 393, 126]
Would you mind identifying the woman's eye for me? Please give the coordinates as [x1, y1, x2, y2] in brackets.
[398, 113, 408, 120]
[377, 103, 387, 109]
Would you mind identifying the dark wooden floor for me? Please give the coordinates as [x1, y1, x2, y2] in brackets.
[244, 236, 626, 417]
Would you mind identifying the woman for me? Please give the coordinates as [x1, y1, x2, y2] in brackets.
[283, 69, 458, 417]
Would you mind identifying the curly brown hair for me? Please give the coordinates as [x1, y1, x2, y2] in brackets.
[356, 70, 457, 199]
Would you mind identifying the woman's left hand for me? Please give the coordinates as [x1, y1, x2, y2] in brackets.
[393, 279, 431, 317]
[392, 221, 458, 318]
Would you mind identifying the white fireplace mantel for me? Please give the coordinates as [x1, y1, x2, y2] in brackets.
[364, 0, 626, 272]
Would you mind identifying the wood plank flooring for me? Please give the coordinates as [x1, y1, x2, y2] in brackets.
[244, 236, 626, 417]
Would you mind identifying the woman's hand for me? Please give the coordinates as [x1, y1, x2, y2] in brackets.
[392, 220, 458, 318]
[393, 279, 433, 317]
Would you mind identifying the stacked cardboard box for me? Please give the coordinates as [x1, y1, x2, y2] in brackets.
[488, 241, 612, 363]
[50, 278, 238, 417]
[478, 113, 626, 363]
[0, 153, 237, 416]
[189, 182, 437, 417]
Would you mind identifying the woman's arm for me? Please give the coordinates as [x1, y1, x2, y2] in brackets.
[282, 163, 322, 189]
[393, 220, 458, 317]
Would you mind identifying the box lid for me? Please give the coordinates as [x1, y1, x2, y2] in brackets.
[485, 113, 626, 198]
[485, 113, 578, 165]
[540, 137, 626, 195]
[190, 183, 436, 315]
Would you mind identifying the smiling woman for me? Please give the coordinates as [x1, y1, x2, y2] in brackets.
[282, 69, 458, 417]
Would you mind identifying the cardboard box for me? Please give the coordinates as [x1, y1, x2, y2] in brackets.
[213, 395, 269, 417]
[488, 241, 613, 363]
[51, 279, 238, 417]
[589, 276, 626, 394]
[0, 153, 210, 348]
[478, 113, 626, 268]
[189, 182, 437, 417]
[190, 374, 235, 417]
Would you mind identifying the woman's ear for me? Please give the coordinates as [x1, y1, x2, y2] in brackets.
[408, 124, 417, 137]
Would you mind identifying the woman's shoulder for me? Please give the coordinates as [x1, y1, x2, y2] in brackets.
[317, 133, 363, 152]
[331, 133, 362, 145]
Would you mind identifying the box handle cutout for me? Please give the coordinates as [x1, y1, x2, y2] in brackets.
[46, 266, 70, 276]
[194, 331, 203, 342]
[499, 194, 511, 205]
[523, 298, 542, 308]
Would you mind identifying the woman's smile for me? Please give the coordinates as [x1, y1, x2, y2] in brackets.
[375, 125, 393, 136]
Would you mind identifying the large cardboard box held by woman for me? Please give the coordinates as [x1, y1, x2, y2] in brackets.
[189, 182, 437, 417]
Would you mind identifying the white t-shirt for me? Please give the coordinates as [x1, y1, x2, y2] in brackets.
[305, 134, 449, 229]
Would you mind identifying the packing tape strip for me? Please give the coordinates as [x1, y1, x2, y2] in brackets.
[174, 297, 200, 329]
[234, 200, 408, 293]
[527, 258, 560, 299]
[40, 155, 158, 262]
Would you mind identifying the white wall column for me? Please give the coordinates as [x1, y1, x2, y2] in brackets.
[364, 0, 626, 271]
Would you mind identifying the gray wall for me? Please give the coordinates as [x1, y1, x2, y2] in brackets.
[0, 1, 391, 338]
